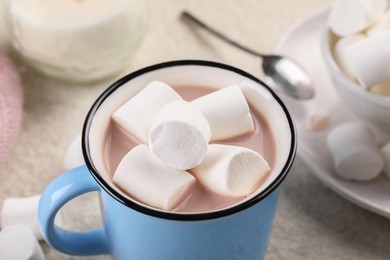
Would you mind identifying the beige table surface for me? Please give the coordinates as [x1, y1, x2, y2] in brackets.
[1, 0, 390, 259]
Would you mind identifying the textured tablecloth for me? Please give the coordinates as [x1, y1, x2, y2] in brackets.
[1, 0, 390, 259]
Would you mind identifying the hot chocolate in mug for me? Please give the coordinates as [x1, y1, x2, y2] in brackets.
[38, 60, 297, 260]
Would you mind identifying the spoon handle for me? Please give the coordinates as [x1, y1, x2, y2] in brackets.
[181, 11, 264, 58]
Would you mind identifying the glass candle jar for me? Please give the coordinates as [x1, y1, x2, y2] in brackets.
[3, 0, 147, 83]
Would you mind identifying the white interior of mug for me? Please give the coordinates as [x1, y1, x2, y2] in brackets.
[87, 64, 293, 214]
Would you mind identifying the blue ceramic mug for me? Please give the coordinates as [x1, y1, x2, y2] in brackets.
[38, 60, 296, 260]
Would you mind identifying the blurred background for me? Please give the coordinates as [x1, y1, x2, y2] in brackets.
[1, 0, 390, 259]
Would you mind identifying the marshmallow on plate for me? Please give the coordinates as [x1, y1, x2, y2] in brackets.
[327, 122, 384, 181]
[191, 144, 270, 197]
[334, 34, 366, 80]
[149, 100, 211, 170]
[329, 0, 387, 37]
[113, 144, 196, 211]
[381, 142, 390, 179]
[63, 134, 84, 170]
[343, 31, 390, 88]
[191, 85, 254, 141]
[0, 195, 59, 240]
[0, 225, 45, 260]
[112, 81, 182, 143]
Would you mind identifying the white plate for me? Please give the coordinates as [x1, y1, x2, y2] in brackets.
[273, 6, 390, 218]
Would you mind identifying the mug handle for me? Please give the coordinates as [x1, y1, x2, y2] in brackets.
[38, 165, 109, 256]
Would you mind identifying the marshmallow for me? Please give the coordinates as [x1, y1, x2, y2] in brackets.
[113, 144, 196, 211]
[0, 225, 45, 260]
[63, 134, 84, 170]
[343, 32, 390, 88]
[191, 144, 270, 197]
[1, 195, 42, 240]
[112, 81, 182, 143]
[327, 122, 384, 181]
[329, 0, 387, 37]
[191, 85, 254, 141]
[381, 142, 390, 179]
[149, 100, 211, 170]
[0, 195, 62, 240]
[334, 34, 366, 80]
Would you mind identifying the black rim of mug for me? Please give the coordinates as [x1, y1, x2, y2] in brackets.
[81, 60, 297, 221]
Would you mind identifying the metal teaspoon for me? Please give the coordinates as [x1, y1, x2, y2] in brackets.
[181, 11, 314, 100]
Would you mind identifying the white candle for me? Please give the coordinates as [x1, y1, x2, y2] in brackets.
[4, 0, 147, 82]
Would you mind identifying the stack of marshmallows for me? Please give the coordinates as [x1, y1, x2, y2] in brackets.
[0, 195, 49, 260]
[112, 81, 271, 211]
[329, 0, 390, 95]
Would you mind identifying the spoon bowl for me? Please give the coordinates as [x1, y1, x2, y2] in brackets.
[262, 55, 314, 99]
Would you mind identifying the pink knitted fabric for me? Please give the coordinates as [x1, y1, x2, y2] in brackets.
[0, 53, 23, 165]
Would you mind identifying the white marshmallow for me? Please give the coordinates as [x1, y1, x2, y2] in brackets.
[334, 34, 366, 80]
[112, 81, 182, 143]
[149, 100, 211, 170]
[191, 144, 270, 197]
[191, 85, 254, 141]
[329, 0, 387, 37]
[0, 195, 62, 241]
[343, 31, 390, 88]
[327, 122, 384, 181]
[63, 134, 84, 170]
[113, 144, 196, 211]
[0, 225, 45, 260]
[1, 195, 42, 240]
[381, 142, 390, 179]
